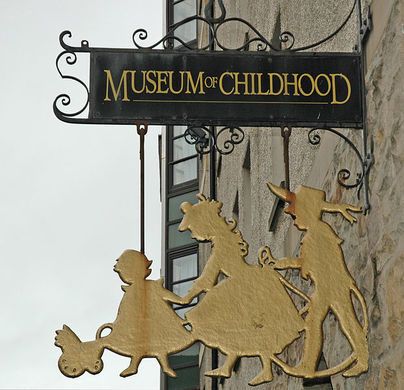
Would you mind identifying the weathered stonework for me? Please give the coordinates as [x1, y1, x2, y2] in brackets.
[196, 0, 404, 389]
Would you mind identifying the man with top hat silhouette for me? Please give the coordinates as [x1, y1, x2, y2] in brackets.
[267, 183, 369, 378]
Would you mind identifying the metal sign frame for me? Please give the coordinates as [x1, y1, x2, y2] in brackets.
[53, 0, 373, 210]
[88, 49, 363, 129]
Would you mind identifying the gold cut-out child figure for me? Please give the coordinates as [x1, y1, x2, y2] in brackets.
[55, 250, 195, 378]
[267, 183, 369, 378]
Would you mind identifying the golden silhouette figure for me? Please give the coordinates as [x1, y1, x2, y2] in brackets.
[178, 194, 306, 385]
[55, 188, 369, 385]
[55, 250, 195, 378]
[266, 183, 369, 378]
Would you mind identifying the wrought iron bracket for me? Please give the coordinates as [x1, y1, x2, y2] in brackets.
[184, 126, 245, 156]
[307, 127, 373, 214]
[179, 0, 373, 212]
[54, 0, 365, 125]
[133, 0, 360, 53]
[54, 0, 373, 211]
[360, 6, 373, 44]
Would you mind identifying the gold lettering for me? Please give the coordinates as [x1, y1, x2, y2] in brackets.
[282, 73, 300, 96]
[156, 71, 169, 94]
[256, 73, 269, 95]
[330, 73, 352, 104]
[268, 73, 284, 96]
[298, 73, 315, 97]
[314, 74, 332, 97]
[250, 73, 257, 95]
[168, 71, 184, 95]
[145, 71, 157, 94]
[130, 71, 146, 94]
[185, 71, 205, 95]
[104, 70, 130, 102]
[233, 73, 250, 95]
[219, 72, 235, 96]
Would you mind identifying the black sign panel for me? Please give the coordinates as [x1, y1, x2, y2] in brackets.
[89, 50, 363, 128]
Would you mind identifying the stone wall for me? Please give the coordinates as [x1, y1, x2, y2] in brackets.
[196, 0, 404, 389]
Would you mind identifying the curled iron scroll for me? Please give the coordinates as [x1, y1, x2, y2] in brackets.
[308, 128, 365, 191]
[133, 0, 358, 52]
[54, 31, 91, 123]
[205, 0, 226, 24]
[184, 126, 245, 155]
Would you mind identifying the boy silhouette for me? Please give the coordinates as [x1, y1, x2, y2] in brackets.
[268, 183, 369, 377]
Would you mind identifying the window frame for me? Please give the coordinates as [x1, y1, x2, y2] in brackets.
[164, 2, 200, 388]
[164, 127, 200, 389]
[167, 126, 199, 191]
[167, 0, 199, 49]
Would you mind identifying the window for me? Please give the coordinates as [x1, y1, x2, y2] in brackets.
[164, 127, 200, 390]
[173, 253, 198, 281]
[168, 0, 198, 47]
[164, 3, 200, 388]
[169, 191, 199, 221]
[168, 127, 198, 189]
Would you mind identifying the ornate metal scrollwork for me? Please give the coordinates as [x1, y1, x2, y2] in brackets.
[54, 1, 371, 210]
[133, 0, 359, 52]
[54, 31, 92, 124]
[184, 126, 245, 156]
[308, 127, 368, 198]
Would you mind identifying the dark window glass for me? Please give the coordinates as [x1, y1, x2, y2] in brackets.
[173, 158, 197, 185]
[168, 223, 194, 248]
[167, 365, 200, 389]
[173, 253, 198, 281]
[169, 191, 198, 221]
[169, 344, 199, 368]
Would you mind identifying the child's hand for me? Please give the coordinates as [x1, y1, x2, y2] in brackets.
[169, 294, 192, 306]
[176, 294, 193, 305]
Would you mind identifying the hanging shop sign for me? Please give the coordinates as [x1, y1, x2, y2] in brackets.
[54, 0, 371, 385]
[89, 50, 363, 128]
[55, 187, 369, 384]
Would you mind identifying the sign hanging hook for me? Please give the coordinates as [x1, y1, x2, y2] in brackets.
[136, 124, 148, 254]
[281, 126, 292, 191]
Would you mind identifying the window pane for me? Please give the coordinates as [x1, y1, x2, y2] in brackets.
[172, 279, 194, 296]
[173, 125, 188, 137]
[173, 0, 197, 44]
[173, 253, 198, 282]
[169, 191, 198, 221]
[168, 223, 194, 248]
[167, 365, 200, 390]
[173, 137, 196, 161]
[169, 344, 199, 368]
[175, 306, 194, 319]
[173, 158, 197, 185]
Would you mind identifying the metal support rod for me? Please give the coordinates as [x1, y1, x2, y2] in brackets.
[137, 124, 148, 254]
[209, 127, 218, 390]
[281, 126, 292, 191]
[359, 1, 373, 214]
[208, 2, 219, 388]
